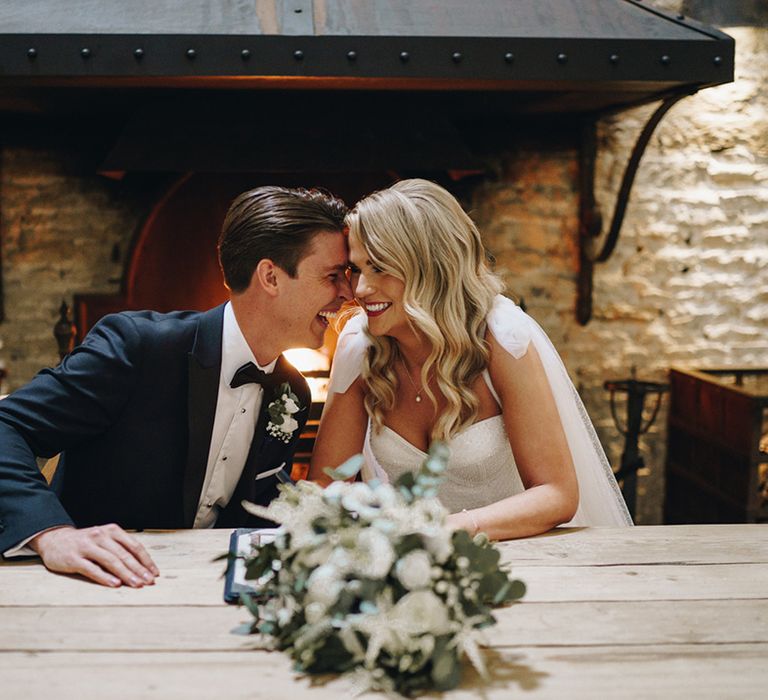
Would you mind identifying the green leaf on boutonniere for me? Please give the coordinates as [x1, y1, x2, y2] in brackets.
[268, 404, 284, 423]
[276, 382, 299, 404]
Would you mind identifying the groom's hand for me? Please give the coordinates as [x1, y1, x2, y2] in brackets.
[30, 524, 159, 588]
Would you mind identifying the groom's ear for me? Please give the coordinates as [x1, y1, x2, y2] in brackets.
[253, 259, 280, 297]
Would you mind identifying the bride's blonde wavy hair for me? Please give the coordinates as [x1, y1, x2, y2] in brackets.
[345, 179, 504, 441]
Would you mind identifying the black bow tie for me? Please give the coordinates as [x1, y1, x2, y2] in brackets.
[230, 362, 283, 391]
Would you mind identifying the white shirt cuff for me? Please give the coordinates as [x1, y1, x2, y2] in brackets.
[3, 526, 62, 558]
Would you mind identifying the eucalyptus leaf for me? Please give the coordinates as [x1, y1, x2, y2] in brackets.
[430, 639, 461, 691]
[357, 579, 385, 602]
[259, 620, 276, 635]
[508, 579, 527, 601]
[395, 471, 416, 493]
[304, 634, 355, 674]
[473, 545, 501, 573]
[415, 474, 443, 488]
[322, 454, 365, 481]
[423, 459, 445, 475]
[240, 592, 260, 618]
[268, 405, 284, 422]
[394, 533, 425, 557]
[492, 579, 513, 605]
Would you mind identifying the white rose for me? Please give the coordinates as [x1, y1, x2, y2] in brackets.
[414, 497, 449, 523]
[395, 550, 433, 590]
[421, 526, 453, 564]
[304, 601, 327, 625]
[306, 564, 343, 607]
[296, 478, 321, 494]
[282, 416, 299, 434]
[341, 482, 383, 521]
[298, 541, 333, 568]
[351, 529, 395, 579]
[372, 483, 399, 509]
[390, 590, 451, 636]
[283, 397, 299, 413]
[327, 545, 354, 576]
[323, 480, 349, 501]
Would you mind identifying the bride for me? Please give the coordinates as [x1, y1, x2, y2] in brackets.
[308, 179, 632, 538]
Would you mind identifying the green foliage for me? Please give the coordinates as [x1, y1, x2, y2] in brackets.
[322, 453, 365, 481]
[237, 441, 525, 696]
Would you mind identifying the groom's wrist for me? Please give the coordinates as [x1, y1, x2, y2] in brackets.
[29, 525, 74, 554]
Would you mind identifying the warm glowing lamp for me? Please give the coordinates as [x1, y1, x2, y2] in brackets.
[283, 348, 331, 402]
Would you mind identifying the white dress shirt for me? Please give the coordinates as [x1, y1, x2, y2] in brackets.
[193, 302, 275, 528]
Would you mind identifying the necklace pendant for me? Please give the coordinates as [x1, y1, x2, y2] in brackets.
[415, 395, 422, 403]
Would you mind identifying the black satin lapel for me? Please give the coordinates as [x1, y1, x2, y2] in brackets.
[247, 401, 272, 476]
[252, 356, 307, 475]
[271, 354, 297, 388]
[183, 355, 220, 526]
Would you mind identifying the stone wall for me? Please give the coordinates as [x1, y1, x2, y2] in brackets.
[0, 2, 765, 523]
[475, 9, 767, 523]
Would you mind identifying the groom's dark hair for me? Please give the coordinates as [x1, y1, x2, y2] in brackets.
[219, 185, 348, 292]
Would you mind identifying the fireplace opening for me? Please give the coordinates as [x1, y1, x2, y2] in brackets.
[74, 170, 396, 478]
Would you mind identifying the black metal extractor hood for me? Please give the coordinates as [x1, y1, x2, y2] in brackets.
[0, 0, 736, 326]
[0, 0, 733, 113]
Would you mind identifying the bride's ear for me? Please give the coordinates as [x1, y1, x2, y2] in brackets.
[253, 259, 280, 297]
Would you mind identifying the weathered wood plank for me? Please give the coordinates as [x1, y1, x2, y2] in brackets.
[497, 524, 768, 566]
[132, 525, 768, 568]
[0, 645, 766, 699]
[0, 561, 225, 606]
[1, 599, 766, 651]
[4, 559, 766, 606]
[515, 562, 768, 602]
[40, 525, 757, 571]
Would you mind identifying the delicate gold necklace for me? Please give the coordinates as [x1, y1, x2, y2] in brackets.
[400, 358, 425, 403]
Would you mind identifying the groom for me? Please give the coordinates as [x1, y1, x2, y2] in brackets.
[0, 186, 352, 587]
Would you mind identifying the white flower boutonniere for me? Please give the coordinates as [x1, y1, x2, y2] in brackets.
[266, 382, 302, 444]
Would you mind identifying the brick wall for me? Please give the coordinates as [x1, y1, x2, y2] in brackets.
[0, 3, 764, 523]
[0, 145, 146, 387]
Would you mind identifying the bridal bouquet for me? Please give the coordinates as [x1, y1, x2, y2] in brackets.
[238, 444, 525, 696]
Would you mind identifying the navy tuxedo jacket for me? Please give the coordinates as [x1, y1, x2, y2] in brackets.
[0, 304, 311, 554]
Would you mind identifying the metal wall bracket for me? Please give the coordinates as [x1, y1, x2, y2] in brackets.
[577, 90, 696, 325]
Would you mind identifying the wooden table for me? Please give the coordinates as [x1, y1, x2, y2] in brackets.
[1, 525, 767, 698]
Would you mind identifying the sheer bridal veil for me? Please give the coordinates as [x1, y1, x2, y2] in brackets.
[485, 296, 632, 527]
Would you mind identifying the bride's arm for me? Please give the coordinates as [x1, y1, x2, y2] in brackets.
[447, 332, 579, 539]
[308, 377, 368, 486]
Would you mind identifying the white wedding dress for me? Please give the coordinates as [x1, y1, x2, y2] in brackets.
[328, 295, 632, 527]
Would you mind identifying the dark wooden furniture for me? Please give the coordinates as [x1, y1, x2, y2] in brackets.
[665, 368, 768, 524]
